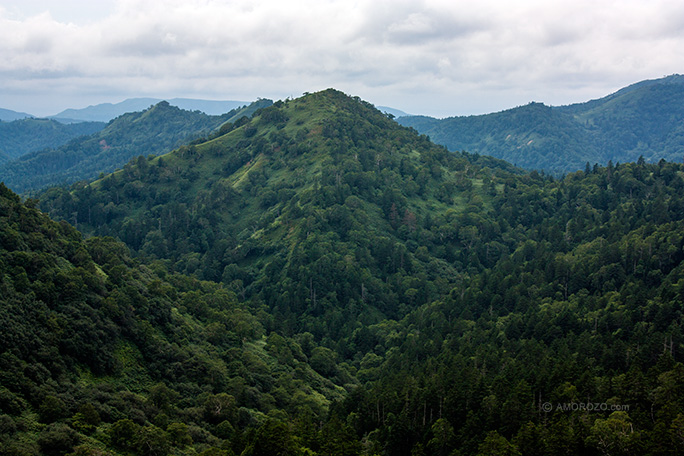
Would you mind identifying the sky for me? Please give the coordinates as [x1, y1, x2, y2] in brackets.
[1, 0, 683, 118]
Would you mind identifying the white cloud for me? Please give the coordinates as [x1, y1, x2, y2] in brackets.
[1, 0, 683, 116]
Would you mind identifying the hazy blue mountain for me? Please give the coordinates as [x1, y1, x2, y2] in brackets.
[165, 97, 255, 115]
[398, 74, 684, 173]
[50, 97, 251, 122]
[376, 105, 411, 118]
[0, 107, 32, 121]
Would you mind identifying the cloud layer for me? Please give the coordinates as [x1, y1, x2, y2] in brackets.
[2, 0, 683, 116]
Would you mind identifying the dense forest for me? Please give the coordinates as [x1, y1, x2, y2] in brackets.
[398, 74, 684, 174]
[1, 89, 683, 455]
[0, 100, 272, 194]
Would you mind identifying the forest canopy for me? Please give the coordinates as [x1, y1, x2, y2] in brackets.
[1, 89, 683, 455]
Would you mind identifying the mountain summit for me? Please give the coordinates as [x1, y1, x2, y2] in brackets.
[40, 89, 515, 330]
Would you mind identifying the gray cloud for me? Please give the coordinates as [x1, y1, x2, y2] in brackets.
[1, 0, 683, 117]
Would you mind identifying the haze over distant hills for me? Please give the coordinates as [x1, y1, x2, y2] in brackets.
[376, 106, 411, 118]
[0, 107, 32, 121]
[2, 75, 683, 188]
[398, 74, 684, 173]
[50, 97, 252, 123]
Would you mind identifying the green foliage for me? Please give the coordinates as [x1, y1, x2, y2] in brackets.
[38, 423, 81, 456]
[477, 431, 520, 456]
[109, 419, 140, 451]
[0, 118, 104, 161]
[0, 99, 271, 194]
[3, 89, 684, 455]
[135, 425, 170, 456]
[39, 396, 68, 423]
[399, 75, 684, 173]
[0, 179, 343, 455]
[244, 419, 299, 456]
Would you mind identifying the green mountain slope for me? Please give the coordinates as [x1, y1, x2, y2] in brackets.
[399, 75, 684, 173]
[0, 182, 349, 455]
[0, 99, 272, 194]
[40, 89, 519, 331]
[341, 160, 684, 454]
[18, 89, 684, 455]
[0, 118, 105, 160]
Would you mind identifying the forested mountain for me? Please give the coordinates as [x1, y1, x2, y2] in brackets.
[398, 74, 684, 173]
[0, 118, 105, 164]
[2, 89, 684, 455]
[0, 99, 272, 194]
[39, 89, 520, 331]
[0, 182, 349, 455]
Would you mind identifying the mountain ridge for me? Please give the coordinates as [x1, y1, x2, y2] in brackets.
[398, 74, 684, 173]
[0, 99, 272, 193]
[40, 89, 519, 325]
[50, 97, 253, 122]
[0, 118, 105, 163]
[0, 107, 33, 121]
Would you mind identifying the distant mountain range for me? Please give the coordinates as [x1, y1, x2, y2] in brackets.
[0, 97, 253, 123]
[0, 107, 32, 121]
[2, 75, 683, 182]
[376, 106, 411, 118]
[398, 74, 684, 173]
[50, 97, 252, 123]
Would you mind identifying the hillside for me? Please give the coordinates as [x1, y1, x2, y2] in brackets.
[40, 89, 520, 329]
[399, 75, 684, 173]
[0, 118, 105, 162]
[0, 182, 350, 455]
[0, 99, 272, 194]
[4, 89, 682, 455]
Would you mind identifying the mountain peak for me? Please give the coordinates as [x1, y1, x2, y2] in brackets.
[40, 89, 513, 321]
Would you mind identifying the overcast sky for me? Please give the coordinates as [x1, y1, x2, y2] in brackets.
[1, 0, 683, 117]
